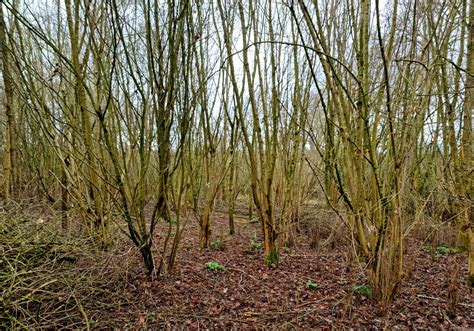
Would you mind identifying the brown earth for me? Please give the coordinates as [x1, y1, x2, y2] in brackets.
[88, 212, 473, 329]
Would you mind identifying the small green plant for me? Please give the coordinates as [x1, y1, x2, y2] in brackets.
[436, 246, 450, 254]
[422, 245, 463, 256]
[352, 284, 371, 297]
[205, 261, 226, 272]
[210, 239, 224, 251]
[250, 241, 263, 250]
[435, 246, 463, 255]
[306, 279, 320, 290]
[357, 255, 366, 264]
[422, 245, 434, 253]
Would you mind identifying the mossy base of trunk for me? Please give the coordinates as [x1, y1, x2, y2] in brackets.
[264, 247, 279, 266]
[200, 226, 211, 249]
[467, 274, 474, 287]
[140, 245, 155, 276]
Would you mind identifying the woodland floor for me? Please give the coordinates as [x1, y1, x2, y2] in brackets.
[1, 202, 473, 329]
[102, 212, 473, 329]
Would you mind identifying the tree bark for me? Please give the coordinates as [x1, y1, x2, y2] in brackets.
[0, 2, 17, 199]
[463, 0, 474, 287]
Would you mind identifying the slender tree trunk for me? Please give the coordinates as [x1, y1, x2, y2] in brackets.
[463, 0, 474, 287]
[65, 0, 105, 236]
[0, 3, 17, 199]
[227, 151, 236, 235]
[61, 156, 70, 229]
[227, 119, 236, 235]
[200, 207, 212, 248]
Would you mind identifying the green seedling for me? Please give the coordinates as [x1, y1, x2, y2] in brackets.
[205, 261, 226, 272]
[210, 239, 224, 251]
[423, 245, 463, 255]
[250, 241, 263, 250]
[306, 279, 320, 290]
[422, 245, 434, 253]
[352, 284, 371, 297]
[435, 246, 463, 255]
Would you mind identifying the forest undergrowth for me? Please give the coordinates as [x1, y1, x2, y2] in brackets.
[1, 198, 472, 329]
